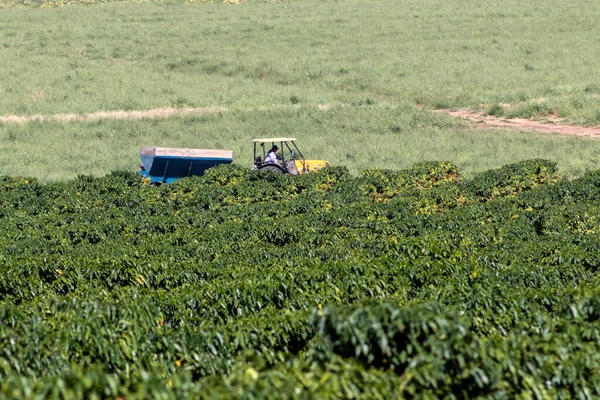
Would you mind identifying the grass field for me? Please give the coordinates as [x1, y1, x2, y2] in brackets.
[1, 0, 600, 180]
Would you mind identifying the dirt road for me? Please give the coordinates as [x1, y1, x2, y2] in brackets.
[2, 106, 600, 139]
[0, 106, 229, 123]
[438, 109, 600, 138]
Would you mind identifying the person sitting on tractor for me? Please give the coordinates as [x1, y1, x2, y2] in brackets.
[264, 145, 283, 164]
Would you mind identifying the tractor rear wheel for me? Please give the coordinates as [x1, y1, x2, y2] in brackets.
[259, 164, 286, 174]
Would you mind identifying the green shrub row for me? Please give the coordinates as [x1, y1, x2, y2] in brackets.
[1, 160, 600, 398]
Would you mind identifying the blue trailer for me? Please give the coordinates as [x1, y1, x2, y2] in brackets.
[138, 147, 234, 184]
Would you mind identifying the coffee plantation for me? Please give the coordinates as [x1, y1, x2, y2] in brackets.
[1, 160, 600, 398]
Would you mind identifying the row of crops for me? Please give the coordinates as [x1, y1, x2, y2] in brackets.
[1, 159, 600, 398]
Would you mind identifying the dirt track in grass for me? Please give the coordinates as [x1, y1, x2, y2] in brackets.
[437, 109, 600, 138]
[0, 106, 229, 123]
[2, 106, 600, 139]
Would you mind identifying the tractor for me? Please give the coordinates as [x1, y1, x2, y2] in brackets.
[137, 138, 328, 184]
[251, 138, 331, 174]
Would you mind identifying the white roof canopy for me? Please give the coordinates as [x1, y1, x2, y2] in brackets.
[251, 138, 296, 143]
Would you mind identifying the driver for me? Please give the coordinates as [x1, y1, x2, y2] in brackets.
[264, 145, 283, 164]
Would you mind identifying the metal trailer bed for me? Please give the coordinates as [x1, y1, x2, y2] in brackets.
[138, 147, 234, 184]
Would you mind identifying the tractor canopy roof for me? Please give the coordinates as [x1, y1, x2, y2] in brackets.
[251, 138, 296, 143]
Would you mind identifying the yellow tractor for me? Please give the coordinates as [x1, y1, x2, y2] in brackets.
[251, 138, 331, 174]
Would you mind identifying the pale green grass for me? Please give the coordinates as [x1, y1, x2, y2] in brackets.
[1, 106, 599, 181]
[1, 0, 599, 121]
[1, 0, 600, 180]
